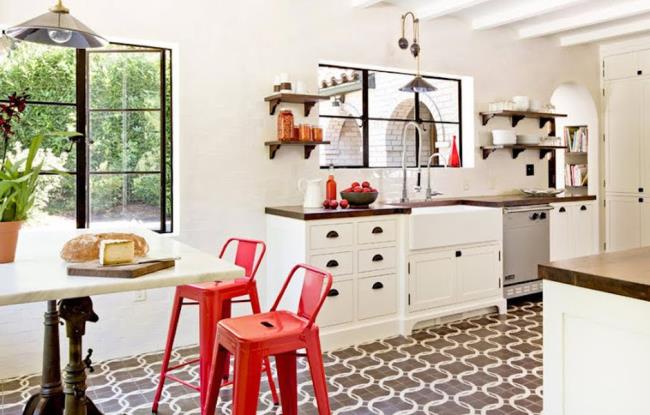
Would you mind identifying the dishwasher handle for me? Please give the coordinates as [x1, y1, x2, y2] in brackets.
[504, 205, 554, 214]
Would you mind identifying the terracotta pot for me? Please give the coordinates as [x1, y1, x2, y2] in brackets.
[0, 221, 22, 264]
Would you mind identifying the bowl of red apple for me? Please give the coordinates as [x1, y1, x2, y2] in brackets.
[340, 181, 379, 208]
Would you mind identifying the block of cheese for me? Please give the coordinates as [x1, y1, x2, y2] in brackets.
[99, 239, 135, 266]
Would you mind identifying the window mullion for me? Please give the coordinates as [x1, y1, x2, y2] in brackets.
[362, 69, 369, 168]
[75, 48, 89, 229]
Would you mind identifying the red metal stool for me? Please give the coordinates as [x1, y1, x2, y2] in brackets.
[203, 264, 333, 415]
[151, 238, 279, 413]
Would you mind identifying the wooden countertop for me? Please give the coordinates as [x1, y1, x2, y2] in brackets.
[266, 194, 596, 220]
[539, 247, 650, 302]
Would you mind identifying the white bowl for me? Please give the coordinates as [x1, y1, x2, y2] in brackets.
[517, 134, 541, 145]
[512, 96, 530, 111]
[492, 129, 516, 145]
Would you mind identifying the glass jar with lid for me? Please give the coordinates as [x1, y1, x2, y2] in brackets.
[277, 108, 294, 142]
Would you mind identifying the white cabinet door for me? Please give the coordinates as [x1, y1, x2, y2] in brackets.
[550, 203, 574, 261]
[604, 53, 638, 81]
[606, 195, 641, 252]
[637, 50, 650, 77]
[640, 198, 650, 247]
[641, 80, 650, 192]
[457, 245, 501, 302]
[573, 202, 597, 258]
[606, 79, 641, 193]
[408, 250, 456, 312]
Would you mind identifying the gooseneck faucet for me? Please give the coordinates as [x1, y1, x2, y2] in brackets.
[426, 152, 448, 200]
[400, 121, 424, 203]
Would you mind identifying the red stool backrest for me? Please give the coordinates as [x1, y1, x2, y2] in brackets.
[270, 264, 333, 327]
[219, 238, 266, 280]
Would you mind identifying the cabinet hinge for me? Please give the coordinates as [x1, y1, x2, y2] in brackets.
[499, 278, 502, 289]
[603, 179, 606, 188]
[603, 134, 606, 142]
[602, 88, 605, 97]
[408, 293, 411, 305]
[602, 61, 605, 78]
[407, 262, 410, 274]
[603, 242, 607, 251]
[604, 199, 606, 208]
[498, 250, 501, 261]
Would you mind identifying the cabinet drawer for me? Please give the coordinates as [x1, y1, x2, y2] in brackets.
[309, 251, 353, 277]
[358, 220, 397, 245]
[357, 274, 397, 320]
[358, 246, 396, 273]
[317, 280, 354, 328]
[310, 223, 354, 250]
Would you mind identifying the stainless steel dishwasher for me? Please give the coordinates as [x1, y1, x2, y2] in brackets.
[503, 205, 551, 299]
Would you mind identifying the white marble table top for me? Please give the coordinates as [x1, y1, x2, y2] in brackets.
[0, 228, 244, 307]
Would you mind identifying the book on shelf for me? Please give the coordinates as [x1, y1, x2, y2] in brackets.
[563, 126, 588, 153]
[565, 164, 588, 187]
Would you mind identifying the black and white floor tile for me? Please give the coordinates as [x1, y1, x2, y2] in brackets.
[0, 299, 543, 415]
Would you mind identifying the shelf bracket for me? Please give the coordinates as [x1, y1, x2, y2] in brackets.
[268, 99, 281, 116]
[481, 147, 498, 160]
[511, 115, 526, 127]
[304, 145, 316, 159]
[511, 148, 526, 159]
[539, 117, 553, 129]
[539, 149, 553, 159]
[268, 143, 281, 159]
[481, 113, 495, 126]
[304, 102, 317, 117]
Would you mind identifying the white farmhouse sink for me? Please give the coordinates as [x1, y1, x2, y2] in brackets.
[409, 205, 502, 250]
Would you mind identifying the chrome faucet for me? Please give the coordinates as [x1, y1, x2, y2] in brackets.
[425, 152, 447, 200]
[400, 121, 424, 203]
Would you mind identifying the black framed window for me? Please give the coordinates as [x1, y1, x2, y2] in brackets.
[318, 64, 462, 169]
[0, 41, 173, 232]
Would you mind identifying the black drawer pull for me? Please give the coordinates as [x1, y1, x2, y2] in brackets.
[640, 198, 645, 203]
[326, 230, 339, 239]
[371, 226, 384, 234]
[327, 289, 339, 297]
[639, 70, 644, 75]
[559, 207, 566, 213]
[580, 205, 587, 211]
[640, 188, 645, 193]
[372, 254, 384, 262]
[372, 282, 384, 290]
[326, 259, 339, 268]
[455, 250, 462, 257]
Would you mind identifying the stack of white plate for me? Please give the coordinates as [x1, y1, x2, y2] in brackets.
[517, 134, 541, 145]
[492, 129, 516, 145]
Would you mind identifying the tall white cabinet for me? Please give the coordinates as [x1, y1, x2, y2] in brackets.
[604, 49, 650, 251]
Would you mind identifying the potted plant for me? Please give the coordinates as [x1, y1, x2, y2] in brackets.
[0, 92, 76, 263]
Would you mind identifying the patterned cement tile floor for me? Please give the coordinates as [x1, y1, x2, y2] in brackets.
[0, 298, 542, 415]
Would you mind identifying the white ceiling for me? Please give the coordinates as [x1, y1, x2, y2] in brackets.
[352, 0, 650, 46]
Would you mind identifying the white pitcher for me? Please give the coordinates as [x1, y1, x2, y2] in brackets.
[298, 178, 323, 208]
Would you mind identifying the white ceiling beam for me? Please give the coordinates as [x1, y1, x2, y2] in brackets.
[351, 0, 383, 8]
[519, 0, 650, 39]
[560, 17, 650, 46]
[472, 0, 585, 31]
[416, 0, 493, 21]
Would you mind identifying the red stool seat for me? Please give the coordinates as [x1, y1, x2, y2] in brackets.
[151, 238, 279, 413]
[203, 264, 333, 415]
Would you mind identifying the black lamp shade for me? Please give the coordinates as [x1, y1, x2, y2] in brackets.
[399, 76, 437, 93]
[6, 11, 107, 49]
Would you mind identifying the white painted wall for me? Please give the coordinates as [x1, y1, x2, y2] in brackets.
[0, 0, 599, 377]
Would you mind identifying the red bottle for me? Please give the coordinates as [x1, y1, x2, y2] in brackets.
[449, 135, 461, 168]
[326, 166, 337, 201]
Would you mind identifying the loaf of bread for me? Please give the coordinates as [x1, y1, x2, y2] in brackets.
[61, 233, 149, 263]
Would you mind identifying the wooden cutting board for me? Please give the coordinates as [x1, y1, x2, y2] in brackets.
[67, 259, 176, 278]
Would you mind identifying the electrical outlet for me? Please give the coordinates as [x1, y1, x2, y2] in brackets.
[526, 164, 534, 176]
[134, 290, 146, 302]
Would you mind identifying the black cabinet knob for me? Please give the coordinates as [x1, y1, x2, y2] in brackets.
[455, 250, 462, 257]
[531, 213, 539, 220]
[640, 198, 645, 203]
[326, 260, 339, 268]
[327, 289, 339, 297]
[371, 226, 384, 234]
[326, 230, 339, 239]
[639, 70, 644, 75]
[559, 207, 566, 213]
[639, 187, 644, 193]
[372, 254, 384, 262]
[580, 205, 587, 211]
[371, 282, 384, 290]
[540, 212, 547, 219]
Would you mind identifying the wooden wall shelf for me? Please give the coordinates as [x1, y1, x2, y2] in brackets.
[480, 144, 568, 160]
[264, 93, 328, 116]
[480, 110, 568, 128]
[265, 140, 331, 160]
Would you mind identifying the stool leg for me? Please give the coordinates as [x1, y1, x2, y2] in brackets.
[152, 291, 183, 413]
[232, 349, 264, 415]
[202, 343, 229, 415]
[305, 330, 331, 415]
[221, 299, 232, 384]
[275, 352, 298, 415]
[248, 288, 280, 405]
[199, 294, 221, 408]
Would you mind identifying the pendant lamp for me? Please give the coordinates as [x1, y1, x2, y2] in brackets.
[6, 0, 107, 49]
[397, 12, 436, 93]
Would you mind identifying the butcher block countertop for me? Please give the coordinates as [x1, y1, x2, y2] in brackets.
[266, 193, 596, 220]
[539, 247, 650, 302]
